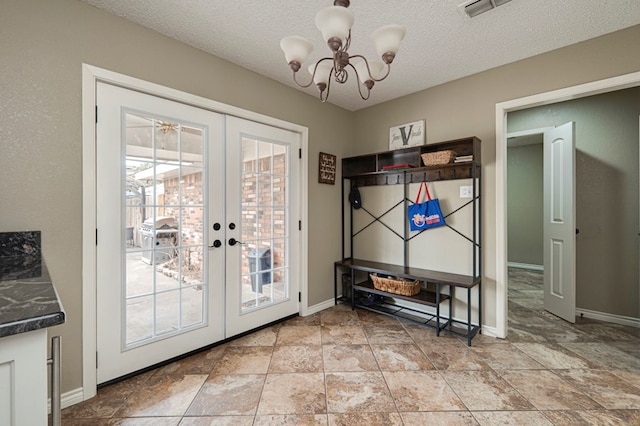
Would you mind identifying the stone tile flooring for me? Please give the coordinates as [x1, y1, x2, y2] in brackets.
[62, 268, 640, 425]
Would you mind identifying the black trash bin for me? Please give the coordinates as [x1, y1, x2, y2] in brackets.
[248, 248, 271, 293]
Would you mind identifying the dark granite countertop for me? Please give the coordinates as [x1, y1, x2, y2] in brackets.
[0, 231, 65, 338]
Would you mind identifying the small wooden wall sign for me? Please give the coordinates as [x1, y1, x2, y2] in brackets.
[318, 152, 336, 185]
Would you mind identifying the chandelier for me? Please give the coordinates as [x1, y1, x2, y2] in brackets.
[280, 0, 406, 102]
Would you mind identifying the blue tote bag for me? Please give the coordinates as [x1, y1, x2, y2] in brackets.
[408, 181, 446, 231]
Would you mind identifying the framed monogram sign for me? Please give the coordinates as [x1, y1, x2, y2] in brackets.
[389, 119, 425, 150]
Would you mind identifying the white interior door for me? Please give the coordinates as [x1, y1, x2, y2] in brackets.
[225, 116, 301, 337]
[543, 122, 576, 322]
[96, 82, 225, 383]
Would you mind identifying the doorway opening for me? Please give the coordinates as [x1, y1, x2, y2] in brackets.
[507, 123, 578, 326]
[506, 131, 545, 318]
[495, 70, 640, 338]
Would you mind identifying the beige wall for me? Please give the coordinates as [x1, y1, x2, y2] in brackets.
[353, 24, 640, 330]
[508, 88, 640, 318]
[507, 143, 543, 266]
[0, 0, 352, 394]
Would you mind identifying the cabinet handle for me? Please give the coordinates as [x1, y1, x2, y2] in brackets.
[47, 336, 62, 426]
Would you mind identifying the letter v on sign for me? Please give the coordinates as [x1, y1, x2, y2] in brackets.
[400, 125, 414, 146]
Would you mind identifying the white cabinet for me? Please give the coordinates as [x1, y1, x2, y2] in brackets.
[0, 329, 48, 426]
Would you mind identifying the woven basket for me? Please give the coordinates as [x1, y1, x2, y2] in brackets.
[370, 273, 420, 296]
[421, 150, 456, 166]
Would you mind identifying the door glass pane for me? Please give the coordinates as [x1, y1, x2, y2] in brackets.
[240, 137, 289, 312]
[123, 112, 207, 348]
[182, 286, 204, 327]
[126, 295, 153, 344]
[155, 290, 180, 336]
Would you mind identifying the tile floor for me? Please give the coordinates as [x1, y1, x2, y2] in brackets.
[62, 268, 640, 425]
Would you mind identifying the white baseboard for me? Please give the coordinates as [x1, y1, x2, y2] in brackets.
[576, 308, 640, 328]
[479, 324, 500, 339]
[48, 386, 85, 412]
[508, 262, 543, 271]
[304, 298, 336, 316]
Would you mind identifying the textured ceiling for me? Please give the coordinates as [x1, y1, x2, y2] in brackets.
[83, 0, 640, 111]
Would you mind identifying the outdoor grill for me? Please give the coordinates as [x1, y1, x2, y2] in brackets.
[139, 216, 178, 264]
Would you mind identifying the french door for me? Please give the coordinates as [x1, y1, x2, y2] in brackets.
[224, 116, 301, 337]
[96, 83, 300, 383]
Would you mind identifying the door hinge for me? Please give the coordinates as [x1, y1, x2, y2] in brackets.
[95, 105, 98, 123]
[95, 229, 98, 245]
[298, 220, 302, 231]
[298, 292, 301, 302]
[299, 148, 302, 159]
[96, 352, 98, 368]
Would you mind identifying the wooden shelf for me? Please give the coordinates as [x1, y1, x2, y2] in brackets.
[342, 136, 480, 186]
[346, 163, 480, 187]
[336, 258, 480, 288]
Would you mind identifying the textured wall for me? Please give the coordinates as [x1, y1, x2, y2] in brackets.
[507, 143, 544, 266]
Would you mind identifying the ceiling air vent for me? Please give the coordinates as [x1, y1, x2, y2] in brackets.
[459, 0, 512, 18]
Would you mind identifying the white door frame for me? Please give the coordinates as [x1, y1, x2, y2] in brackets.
[495, 70, 640, 339]
[82, 64, 309, 400]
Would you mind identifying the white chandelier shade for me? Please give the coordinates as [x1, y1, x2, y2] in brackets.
[280, 36, 314, 66]
[371, 24, 406, 58]
[315, 6, 354, 46]
[280, 0, 405, 102]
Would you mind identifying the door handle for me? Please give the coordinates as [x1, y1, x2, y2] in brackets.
[209, 239, 222, 248]
[228, 237, 245, 246]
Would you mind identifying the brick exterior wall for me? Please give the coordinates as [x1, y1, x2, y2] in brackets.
[241, 154, 287, 282]
[161, 171, 205, 284]
[157, 152, 287, 285]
